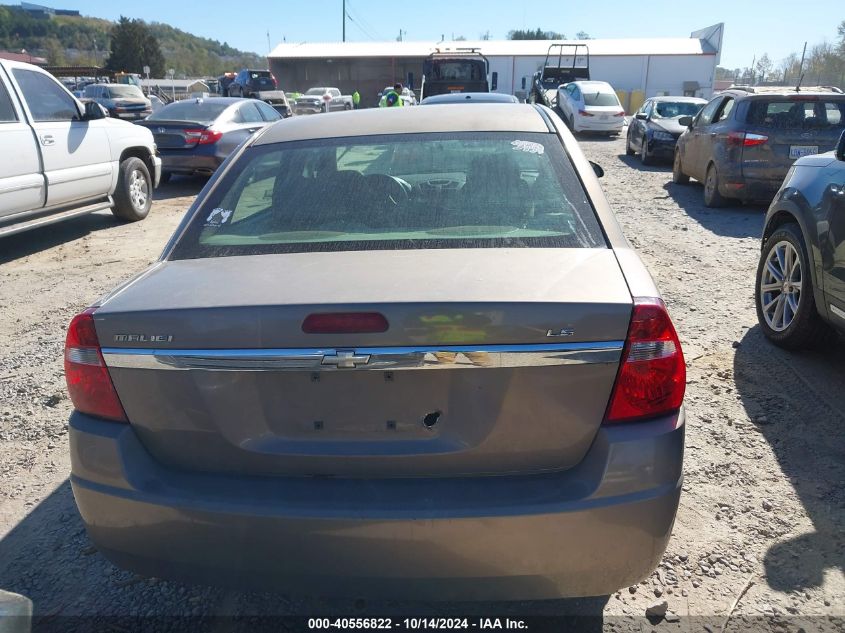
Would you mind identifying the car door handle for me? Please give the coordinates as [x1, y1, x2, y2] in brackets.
[40, 134, 55, 146]
[247, 128, 259, 133]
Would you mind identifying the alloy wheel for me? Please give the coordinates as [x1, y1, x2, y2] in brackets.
[128, 169, 148, 210]
[759, 240, 803, 332]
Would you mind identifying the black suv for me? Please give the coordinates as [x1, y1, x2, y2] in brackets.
[227, 69, 277, 98]
[672, 86, 845, 207]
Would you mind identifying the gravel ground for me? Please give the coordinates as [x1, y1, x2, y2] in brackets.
[0, 131, 843, 632]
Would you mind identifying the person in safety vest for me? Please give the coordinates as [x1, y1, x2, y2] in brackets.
[352, 90, 360, 109]
[379, 83, 405, 107]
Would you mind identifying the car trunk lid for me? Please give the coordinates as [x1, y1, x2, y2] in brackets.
[94, 249, 633, 478]
[138, 120, 211, 149]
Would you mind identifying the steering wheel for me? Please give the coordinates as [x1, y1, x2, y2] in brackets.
[363, 174, 412, 207]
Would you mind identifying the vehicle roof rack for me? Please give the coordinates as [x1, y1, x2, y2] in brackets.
[727, 84, 843, 94]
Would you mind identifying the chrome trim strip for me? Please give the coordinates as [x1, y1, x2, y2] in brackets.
[101, 342, 624, 371]
[831, 303, 845, 321]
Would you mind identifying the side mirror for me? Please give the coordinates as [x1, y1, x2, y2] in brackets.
[83, 101, 107, 120]
[836, 129, 845, 161]
[590, 161, 604, 178]
[678, 115, 693, 128]
[635, 112, 647, 120]
[491, 72, 498, 91]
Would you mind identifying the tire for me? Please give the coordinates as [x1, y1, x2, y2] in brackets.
[755, 223, 834, 349]
[703, 163, 727, 207]
[625, 131, 635, 156]
[639, 134, 653, 165]
[112, 157, 152, 222]
[672, 149, 690, 184]
[344, 102, 352, 110]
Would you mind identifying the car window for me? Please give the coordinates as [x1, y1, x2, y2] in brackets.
[572, 86, 581, 100]
[239, 102, 264, 123]
[643, 101, 653, 117]
[0, 80, 18, 122]
[652, 101, 704, 119]
[255, 101, 282, 121]
[746, 98, 845, 129]
[712, 97, 735, 124]
[12, 69, 79, 122]
[170, 132, 607, 260]
[330, 89, 341, 97]
[695, 97, 723, 127]
[583, 90, 619, 107]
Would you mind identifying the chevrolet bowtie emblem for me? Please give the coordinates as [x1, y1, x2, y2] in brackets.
[321, 350, 371, 368]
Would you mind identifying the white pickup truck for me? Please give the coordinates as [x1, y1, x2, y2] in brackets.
[0, 60, 161, 238]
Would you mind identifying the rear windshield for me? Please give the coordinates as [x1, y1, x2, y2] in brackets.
[306, 88, 327, 95]
[653, 101, 704, 119]
[148, 100, 230, 124]
[746, 98, 845, 129]
[583, 91, 619, 107]
[169, 132, 606, 259]
[249, 71, 271, 79]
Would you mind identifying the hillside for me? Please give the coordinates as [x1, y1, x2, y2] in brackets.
[0, 6, 266, 76]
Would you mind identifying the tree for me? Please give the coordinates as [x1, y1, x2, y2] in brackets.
[480, 30, 490, 41]
[42, 37, 65, 65]
[575, 31, 591, 40]
[106, 16, 164, 76]
[453, 35, 467, 41]
[508, 27, 564, 40]
[755, 53, 772, 83]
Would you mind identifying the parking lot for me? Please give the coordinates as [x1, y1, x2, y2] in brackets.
[0, 131, 843, 629]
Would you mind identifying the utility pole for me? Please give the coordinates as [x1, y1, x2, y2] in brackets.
[267, 30, 271, 53]
[342, 0, 346, 42]
[796, 41, 807, 91]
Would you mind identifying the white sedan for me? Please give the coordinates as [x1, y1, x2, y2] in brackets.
[557, 80, 626, 135]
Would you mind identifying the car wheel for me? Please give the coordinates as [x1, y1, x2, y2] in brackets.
[112, 157, 152, 222]
[625, 131, 635, 156]
[703, 163, 727, 207]
[672, 150, 690, 184]
[639, 135, 653, 165]
[344, 102, 352, 110]
[755, 223, 834, 349]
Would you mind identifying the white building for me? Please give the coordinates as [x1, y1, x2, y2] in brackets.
[268, 24, 724, 110]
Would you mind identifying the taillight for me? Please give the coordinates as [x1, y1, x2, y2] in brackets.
[578, 109, 594, 117]
[605, 298, 685, 424]
[183, 128, 223, 145]
[614, 111, 626, 117]
[302, 312, 389, 334]
[64, 308, 127, 422]
[727, 131, 768, 147]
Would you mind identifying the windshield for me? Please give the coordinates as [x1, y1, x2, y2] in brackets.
[147, 100, 230, 124]
[170, 132, 605, 259]
[305, 88, 327, 95]
[652, 101, 705, 118]
[107, 85, 144, 99]
[583, 91, 620, 107]
[429, 61, 486, 81]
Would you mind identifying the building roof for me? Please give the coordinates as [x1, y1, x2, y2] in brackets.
[270, 35, 718, 60]
[0, 50, 48, 65]
[255, 103, 549, 145]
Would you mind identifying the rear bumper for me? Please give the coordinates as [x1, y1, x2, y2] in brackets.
[721, 175, 781, 203]
[159, 151, 223, 175]
[69, 409, 684, 601]
[576, 118, 624, 133]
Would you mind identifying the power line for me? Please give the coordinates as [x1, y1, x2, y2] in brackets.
[346, 0, 385, 40]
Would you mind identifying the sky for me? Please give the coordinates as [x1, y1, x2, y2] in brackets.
[6, 0, 838, 70]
